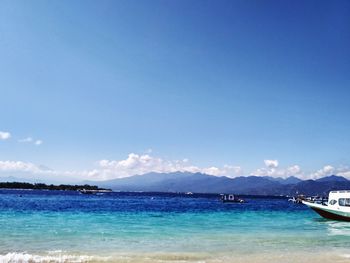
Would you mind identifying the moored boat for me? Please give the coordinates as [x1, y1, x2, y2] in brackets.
[220, 194, 244, 203]
[303, 190, 350, 221]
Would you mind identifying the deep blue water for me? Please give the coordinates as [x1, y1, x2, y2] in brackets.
[0, 190, 302, 213]
[1, 190, 350, 262]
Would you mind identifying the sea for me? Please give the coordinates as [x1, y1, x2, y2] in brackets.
[1, 190, 350, 263]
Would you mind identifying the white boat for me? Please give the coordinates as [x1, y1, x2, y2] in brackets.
[303, 190, 350, 221]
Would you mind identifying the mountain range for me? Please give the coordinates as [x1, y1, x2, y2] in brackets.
[2, 172, 350, 196]
[86, 172, 350, 196]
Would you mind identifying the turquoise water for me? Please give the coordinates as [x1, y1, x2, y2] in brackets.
[1, 190, 350, 262]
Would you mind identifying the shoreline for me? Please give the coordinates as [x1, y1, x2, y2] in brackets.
[0, 182, 110, 192]
[1, 250, 350, 263]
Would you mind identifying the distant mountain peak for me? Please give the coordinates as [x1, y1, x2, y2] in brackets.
[315, 175, 348, 182]
[263, 176, 302, 185]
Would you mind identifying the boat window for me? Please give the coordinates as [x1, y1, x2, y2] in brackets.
[329, 200, 337, 205]
[338, 198, 350, 207]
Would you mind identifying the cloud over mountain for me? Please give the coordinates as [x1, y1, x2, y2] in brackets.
[96, 153, 243, 179]
[0, 153, 349, 182]
[252, 159, 302, 178]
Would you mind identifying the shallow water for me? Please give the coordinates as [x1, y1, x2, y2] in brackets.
[0, 190, 350, 262]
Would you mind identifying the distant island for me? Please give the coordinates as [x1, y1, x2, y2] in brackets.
[0, 182, 109, 191]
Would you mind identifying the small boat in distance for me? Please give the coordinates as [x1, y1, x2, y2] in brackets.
[78, 189, 112, 195]
[303, 190, 350, 221]
[221, 194, 244, 203]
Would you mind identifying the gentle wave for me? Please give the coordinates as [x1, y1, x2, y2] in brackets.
[1, 251, 350, 263]
[0, 252, 208, 263]
[0, 252, 109, 263]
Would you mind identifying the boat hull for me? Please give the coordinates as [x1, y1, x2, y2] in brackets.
[303, 201, 350, 222]
[310, 206, 350, 221]
[222, 200, 244, 203]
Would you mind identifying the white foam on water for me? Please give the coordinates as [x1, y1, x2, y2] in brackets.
[0, 252, 109, 263]
[0, 252, 203, 263]
[1, 251, 350, 263]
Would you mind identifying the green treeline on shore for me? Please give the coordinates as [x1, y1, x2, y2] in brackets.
[0, 182, 107, 191]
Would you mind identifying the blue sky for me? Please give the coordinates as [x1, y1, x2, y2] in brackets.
[0, 0, 350, 181]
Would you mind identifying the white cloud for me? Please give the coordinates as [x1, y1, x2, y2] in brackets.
[95, 156, 350, 181]
[95, 153, 243, 180]
[252, 160, 303, 178]
[0, 160, 100, 183]
[309, 165, 339, 179]
[0, 161, 41, 173]
[222, 165, 243, 178]
[337, 168, 350, 178]
[264, 159, 279, 168]
[18, 137, 33, 143]
[252, 162, 350, 180]
[287, 165, 302, 175]
[35, 140, 43, 145]
[2, 153, 350, 183]
[0, 154, 243, 181]
[0, 131, 11, 140]
[18, 137, 43, 146]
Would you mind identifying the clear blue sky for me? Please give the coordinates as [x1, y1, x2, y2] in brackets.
[0, 0, 350, 178]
